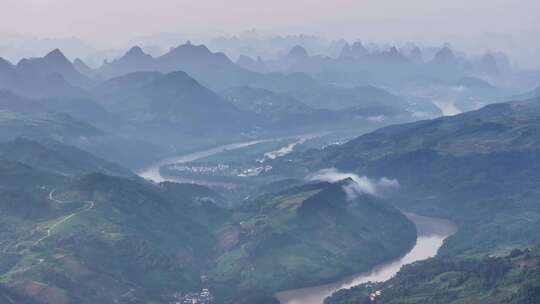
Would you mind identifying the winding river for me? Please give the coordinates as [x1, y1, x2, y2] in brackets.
[137, 139, 270, 183]
[276, 213, 457, 304]
[137, 133, 326, 183]
[137, 137, 457, 304]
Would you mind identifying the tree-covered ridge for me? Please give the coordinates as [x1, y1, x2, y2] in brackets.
[271, 97, 540, 303]
[326, 246, 540, 304]
[0, 143, 416, 303]
[210, 180, 416, 303]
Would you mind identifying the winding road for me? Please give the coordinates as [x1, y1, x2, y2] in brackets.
[32, 190, 95, 247]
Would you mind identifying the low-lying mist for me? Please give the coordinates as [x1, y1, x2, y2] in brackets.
[309, 168, 399, 200]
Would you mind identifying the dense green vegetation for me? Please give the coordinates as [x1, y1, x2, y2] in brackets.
[210, 180, 416, 303]
[326, 247, 540, 304]
[0, 142, 415, 303]
[0, 168, 227, 303]
[274, 97, 540, 303]
[0, 138, 134, 178]
[1, 40, 539, 304]
[271, 97, 540, 253]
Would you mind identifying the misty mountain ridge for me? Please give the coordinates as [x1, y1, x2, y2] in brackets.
[0, 50, 90, 99]
[98, 41, 235, 79]
[92, 70, 248, 132]
[0, 137, 134, 178]
[15, 49, 92, 88]
[236, 54, 269, 73]
[339, 41, 369, 59]
[0, 28, 539, 304]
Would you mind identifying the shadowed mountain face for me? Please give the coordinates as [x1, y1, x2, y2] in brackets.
[0, 138, 134, 178]
[220, 86, 364, 129]
[92, 71, 249, 132]
[156, 42, 234, 72]
[408, 47, 423, 63]
[0, 58, 13, 70]
[98, 43, 237, 85]
[0, 110, 102, 142]
[0, 69, 87, 100]
[98, 46, 155, 77]
[340, 41, 368, 59]
[199, 179, 415, 303]
[0, 89, 47, 113]
[72, 58, 95, 77]
[0, 89, 113, 125]
[221, 86, 312, 115]
[0, 101, 163, 169]
[15, 49, 91, 88]
[0, 160, 64, 218]
[431, 47, 457, 66]
[288, 45, 309, 59]
[288, 84, 409, 114]
[0, 50, 89, 99]
[236, 54, 269, 73]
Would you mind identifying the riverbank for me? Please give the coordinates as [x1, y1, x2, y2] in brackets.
[275, 213, 457, 304]
[137, 132, 329, 183]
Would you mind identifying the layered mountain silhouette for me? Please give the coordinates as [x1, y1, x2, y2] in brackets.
[236, 54, 269, 73]
[340, 41, 368, 59]
[92, 71, 248, 132]
[0, 137, 134, 177]
[15, 49, 90, 87]
[221, 86, 347, 127]
[0, 49, 90, 99]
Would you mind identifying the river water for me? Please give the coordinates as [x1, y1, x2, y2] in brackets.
[137, 133, 327, 183]
[137, 139, 269, 183]
[137, 137, 457, 304]
[276, 213, 457, 304]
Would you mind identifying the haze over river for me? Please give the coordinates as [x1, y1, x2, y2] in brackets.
[137, 133, 326, 183]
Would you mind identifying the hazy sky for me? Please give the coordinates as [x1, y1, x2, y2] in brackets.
[1, 0, 539, 65]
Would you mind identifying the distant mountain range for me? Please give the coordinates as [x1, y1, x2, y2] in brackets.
[0, 43, 528, 173]
[0, 37, 539, 304]
[1, 46, 417, 140]
[0, 49, 91, 99]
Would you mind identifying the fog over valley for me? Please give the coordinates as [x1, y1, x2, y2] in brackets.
[1, 1, 540, 304]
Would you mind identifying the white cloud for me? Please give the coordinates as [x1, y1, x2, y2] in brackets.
[308, 168, 399, 200]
